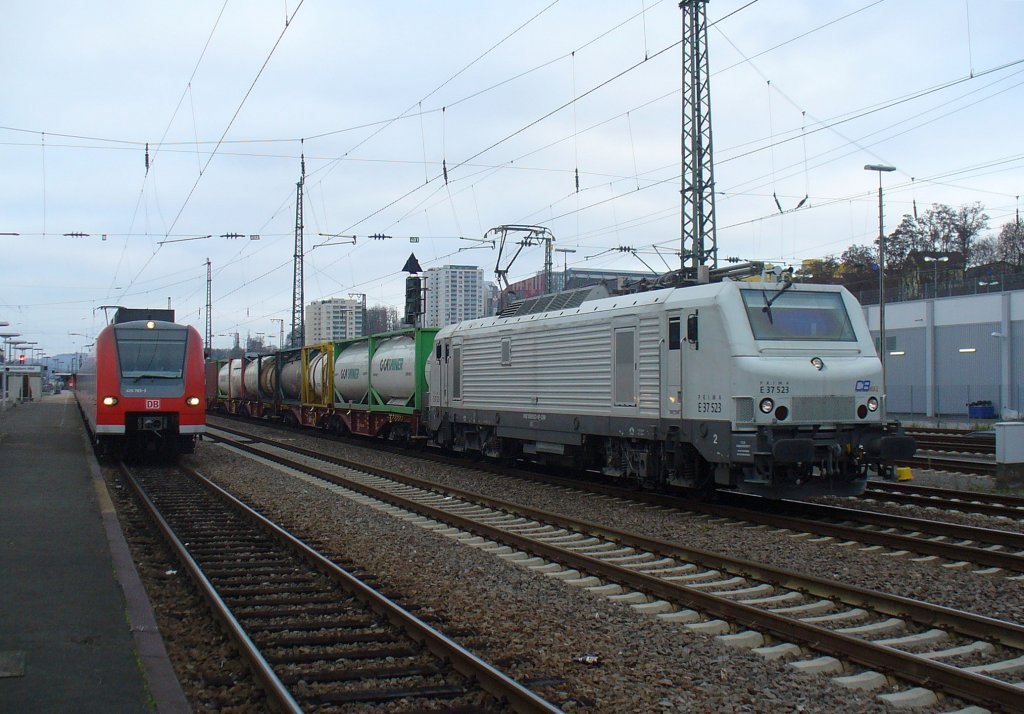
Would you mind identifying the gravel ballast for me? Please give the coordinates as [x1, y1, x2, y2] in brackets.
[175, 421, 1024, 713]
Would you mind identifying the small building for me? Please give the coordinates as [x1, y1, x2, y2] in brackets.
[3, 365, 44, 403]
[863, 289, 1022, 418]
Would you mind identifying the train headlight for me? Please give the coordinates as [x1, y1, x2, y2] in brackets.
[186, 396, 201, 406]
[867, 396, 879, 412]
[759, 397, 774, 414]
[102, 396, 118, 406]
[810, 356, 824, 371]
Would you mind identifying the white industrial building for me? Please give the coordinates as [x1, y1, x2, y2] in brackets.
[424, 265, 486, 327]
[305, 297, 364, 344]
[863, 290, 1022, 418]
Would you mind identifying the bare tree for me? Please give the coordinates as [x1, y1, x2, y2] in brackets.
[364, 305, 400, 335]
[949, 202, 989, 262]
[997, 219, 1024, 266]
[971, 236, 1000, 266]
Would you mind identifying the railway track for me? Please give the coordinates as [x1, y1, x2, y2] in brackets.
[210, 418, 1024, 573]
[864, 480, 1024, 519]
[207, 424, 1024, 712]
[118, 460, 561, 713]
[907, 431, 995, 456]
[900, 452, 996, 477]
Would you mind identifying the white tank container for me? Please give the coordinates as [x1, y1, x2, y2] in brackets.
[279, 357, 303, 400]
[217, 363, 231, 396]
[371, 336, 417, 403]
[258, 356, 277, 398]
[334, 343, 370, 402]
[306, 351, 330, 402]
[226, 358, 244, 397]
[243, 359, 260, 396]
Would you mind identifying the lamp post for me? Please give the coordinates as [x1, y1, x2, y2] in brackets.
[69, 332, 93, 373]
[864, 164, 896, 423]
[922, 255, 949, 298]
[271, 319, 285, 350]
[554, 248, 577, 292]
[0, 331, 20, 410]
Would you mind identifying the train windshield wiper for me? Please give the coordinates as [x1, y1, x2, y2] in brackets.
[131, 373, 179, 382]
[761, 277, 794, 325]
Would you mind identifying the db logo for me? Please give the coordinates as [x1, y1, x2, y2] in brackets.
[855, 380, 872, 392]
[145, 399, 161, 409]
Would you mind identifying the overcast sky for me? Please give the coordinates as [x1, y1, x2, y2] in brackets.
[3, 0, 1023, 359]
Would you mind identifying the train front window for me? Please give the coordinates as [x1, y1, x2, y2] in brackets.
[741, 289, 857, 342]
[116, 327, 188, 378]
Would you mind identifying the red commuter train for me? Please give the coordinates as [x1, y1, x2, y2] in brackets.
[76, 308, 206, 457]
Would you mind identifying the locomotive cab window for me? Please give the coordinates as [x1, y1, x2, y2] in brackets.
[741, 289, 857, 342]
[668, 317, 680, 350]
[115, 326, 188, 378]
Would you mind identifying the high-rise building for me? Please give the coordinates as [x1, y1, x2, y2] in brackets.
[305, 297, 363, 344]
[423, 265, 485, 327]
[483, 281, 500, 318]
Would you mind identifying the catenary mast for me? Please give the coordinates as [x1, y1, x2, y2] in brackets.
[291, 153, 305, 347]
[205, 257, 212, 351]
[680, 0, 718, 279]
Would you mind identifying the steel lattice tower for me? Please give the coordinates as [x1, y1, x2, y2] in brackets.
[205, 257, 212, 350]
[291, 155, 305, 347]
[680, 0, 718, 275]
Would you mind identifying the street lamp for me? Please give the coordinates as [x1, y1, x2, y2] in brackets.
[922, 255, 949, 298]
[0, 332, 21, 360]
[271, 318, 285, 348]
[864, 163, 896, 423]
[0, 332, 21, 410]
[554, 248, 577, 292]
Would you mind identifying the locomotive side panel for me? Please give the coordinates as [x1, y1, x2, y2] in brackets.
[459, 316, 613, 412]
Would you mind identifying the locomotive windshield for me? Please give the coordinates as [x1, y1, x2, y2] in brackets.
[115, 326, 188, 378]
[741, 289, 857, 341]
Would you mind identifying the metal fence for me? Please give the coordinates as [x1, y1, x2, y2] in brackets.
[853, 268, 1024, 306]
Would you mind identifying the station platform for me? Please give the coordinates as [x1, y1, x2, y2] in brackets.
[0, 392, 188, 713]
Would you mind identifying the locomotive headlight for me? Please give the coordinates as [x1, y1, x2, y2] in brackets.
[867, 396, 879, 412]
[102, 396, 118, 406]
[146, 321, 155, 329]
[759, 397, 774, 414]
[810, 356, 824, 371]
[186, 396, 201, 406]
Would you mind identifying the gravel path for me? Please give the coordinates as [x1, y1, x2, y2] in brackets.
[183, 421, 1024, 712]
